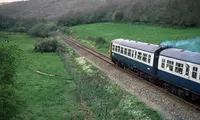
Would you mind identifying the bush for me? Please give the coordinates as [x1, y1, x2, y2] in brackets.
[87, 36, 107, 45]
[9, 27, 27, 33]
[28, 23, 58, 37]
[0, 44, 21, 120]
[34, 38, 58, 52]
[28, 23, 46, 37]
[60, 27, 74, 35]
[56, 42, 66, 53]
[95, 37, 106, 45]
[87, 36, 96, 41]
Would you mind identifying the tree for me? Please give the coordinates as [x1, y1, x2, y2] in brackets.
[112, 11, 124, 22]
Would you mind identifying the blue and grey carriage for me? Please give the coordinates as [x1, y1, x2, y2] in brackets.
[158, 48, 200, 98]
[110, 38, 200, 100]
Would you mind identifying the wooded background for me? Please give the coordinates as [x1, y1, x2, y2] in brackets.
[0, 0, 199, 27]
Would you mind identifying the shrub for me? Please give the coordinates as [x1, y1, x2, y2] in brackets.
[34, 38, 58, 52]
[28, 23, 46, 37]
[87, 36, 107, 45]
[56, 42, 66, 53]
[87, 36, 96, 41]
[28, 23, 58, 37]
[60, 27, 74, 35]
[0, 44, 21, 120]
[95, 37, 106, 45]
[9, 26, 26, 33]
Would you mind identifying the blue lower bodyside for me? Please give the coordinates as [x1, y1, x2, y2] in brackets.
[158, 70, 200, 95]
[112, 52, 200, 95]
[112, 53, 156, 76]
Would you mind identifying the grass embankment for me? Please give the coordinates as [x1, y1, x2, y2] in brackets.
[0, 32, 86, 119]
[69, 22, 200, 53]
[59, 40, 162, 120]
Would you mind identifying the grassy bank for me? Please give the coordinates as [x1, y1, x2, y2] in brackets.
[0, 32, 86, 120]
[71, 23, 200, 43]
[68, 23, 200, 53]
[59, 40, 162, 120]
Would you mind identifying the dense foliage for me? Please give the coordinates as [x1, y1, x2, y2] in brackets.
[34, 38, 58, 52]
[58, 0, 200, 27]
[0, 14, 39, 32]
[0, 44, 21, 120]
[0, 15, 16, 30]
[57, 7, 112, 26]
[0, 0, 200, 27]
[1, 0, 199, 29]
[28, 23, 57, 37]
[112, 11, 124, 22]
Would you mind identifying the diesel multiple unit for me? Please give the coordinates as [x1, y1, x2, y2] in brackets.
[109, 39, 200, 100]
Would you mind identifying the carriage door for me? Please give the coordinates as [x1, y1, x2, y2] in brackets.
[185, 63, 190, 79]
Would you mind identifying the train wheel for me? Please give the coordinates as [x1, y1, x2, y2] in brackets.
[178, 89, 186, 98]
[112, 58, 116, 64]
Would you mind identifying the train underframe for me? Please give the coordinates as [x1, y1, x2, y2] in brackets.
[111, 58, 200, 102]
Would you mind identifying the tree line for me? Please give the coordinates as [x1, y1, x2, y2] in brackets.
[1, 0, 199, 29]
[0, 14, 57, 38]
[58, 0, 200, 27]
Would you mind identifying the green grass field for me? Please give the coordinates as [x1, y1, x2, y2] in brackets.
[1, 23, 197, 119]
[0, 32, 86, 120]
[69, 22, 200, 53]
[71, 22, 200, 43]
[0, 30, 163, 119]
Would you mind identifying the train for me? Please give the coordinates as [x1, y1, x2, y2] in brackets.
[109, 38, 200, 101]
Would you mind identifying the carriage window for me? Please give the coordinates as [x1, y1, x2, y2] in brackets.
[175, 62, 183, 74]
[192, 67, 198, 79]
[138, 52, 142, 60]
[148, 55, 151, 63]
[117, 46, 120, 52]
[132, 50, 135, 58]
[128, 49, 131, 56]
[135, 51, 137, 58]
[124, 48, 127, 55]
[115, 46, 118, 51]
[166, 60, 174, 71]
[112, 45, 115, 51]
[161, 59, 165, 68]
[121, 47, 124, 54]
[142, 53, 147, 62]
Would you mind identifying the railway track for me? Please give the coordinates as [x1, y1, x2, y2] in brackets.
[56, 32, 200, 113]
[56, 32, 111, 63]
